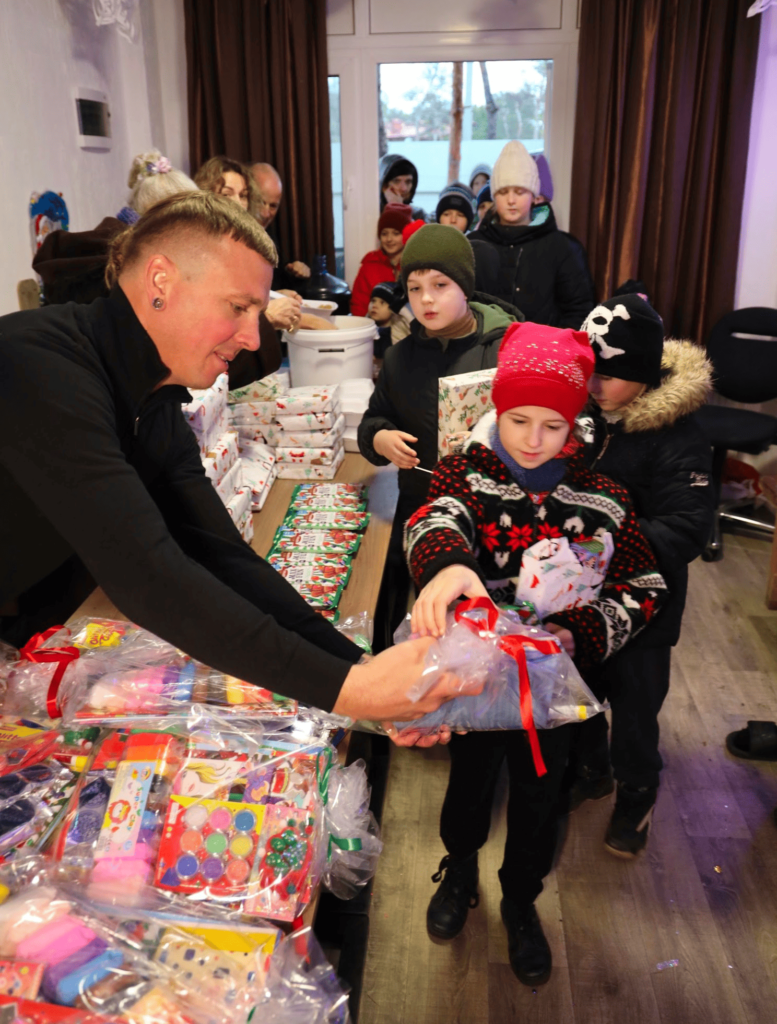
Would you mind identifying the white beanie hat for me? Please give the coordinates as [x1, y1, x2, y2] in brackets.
[491, 141, 540, 196]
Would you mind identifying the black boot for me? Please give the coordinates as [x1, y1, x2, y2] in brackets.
[500, 899, 552, 986]
[604, 782, 657, 858]
[567, 765, 615, 812]
[426, 852, 479, 939]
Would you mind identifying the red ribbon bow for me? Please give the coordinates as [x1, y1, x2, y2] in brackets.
[454, 597, 564, 777]
[19, 626, 79, 718]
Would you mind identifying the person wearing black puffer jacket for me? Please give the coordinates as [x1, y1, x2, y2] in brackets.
[358, 224, 522, 650]
[468, 140, 595, 328]
[569, 294, 714, 858]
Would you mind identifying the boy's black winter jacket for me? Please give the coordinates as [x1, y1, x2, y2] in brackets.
[582, 340, 714, 648]
[0, 289, 360, 708]
[357, 295, 520, 498]
[468, 203, 595, 329]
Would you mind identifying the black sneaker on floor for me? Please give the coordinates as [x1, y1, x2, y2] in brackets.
[427, 852, 479, 940]
[604, 783, 658, 858]
[500, 900, 552, 986]
[567, 767, 615, 812]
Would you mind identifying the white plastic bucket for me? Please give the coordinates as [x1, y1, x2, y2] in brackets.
[284, 316, 378, 387]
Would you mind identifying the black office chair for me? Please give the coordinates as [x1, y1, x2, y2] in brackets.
[695, 307, 777, 561]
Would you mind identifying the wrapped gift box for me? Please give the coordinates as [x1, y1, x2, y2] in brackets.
[241, 459, 276, 508]
[276, 407, 341, 432]
[276, 444, 345, 479]
[225, 486, 252, 523]
[229, 371, 289, 403]
[276, 385, 341, 416]
[206, 430, 239, 481]
[236, 506, 254, 543]
[236, 424, 277, 446]
[438, 368, 496, 458]
[276, 446, 341, 467]
[228, 400, 277, 425]
[237, 438, 275, 465]
[215, 459, 243, 503]
[275, 414, 345, 449]
[182, 373, 229, 433]
[254, 465, 277, 510]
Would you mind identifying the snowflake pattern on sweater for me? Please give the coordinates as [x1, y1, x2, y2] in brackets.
[405, 423, 668, 672]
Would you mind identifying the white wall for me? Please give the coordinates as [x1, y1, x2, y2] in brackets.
[733, 6, 777, 475]
[736, 5, 777, 312]
[0, 0, 188, 315]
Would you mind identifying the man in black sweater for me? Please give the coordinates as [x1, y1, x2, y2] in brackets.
[0, 192, 457, 730]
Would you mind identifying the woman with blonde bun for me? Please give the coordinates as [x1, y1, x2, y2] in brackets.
[117, 149, 197, 224]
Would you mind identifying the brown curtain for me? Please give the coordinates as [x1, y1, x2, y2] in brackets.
[570, 0, 760, 343]
[184, 0, 335, 270]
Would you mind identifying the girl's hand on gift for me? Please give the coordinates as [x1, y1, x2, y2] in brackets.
[373, 429, 420, 469]
[382, 723, 453, 747]
[544, 623, 576, 658]
[411, 565, 489, 638]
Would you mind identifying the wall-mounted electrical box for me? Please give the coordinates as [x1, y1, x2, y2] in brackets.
[75, 88, 112, 150]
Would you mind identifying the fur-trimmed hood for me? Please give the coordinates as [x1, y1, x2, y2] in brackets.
[468, 407, 497, 449]
[599, 339, 712, 434]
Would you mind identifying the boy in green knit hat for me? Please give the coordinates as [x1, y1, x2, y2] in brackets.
[359, 223, 522, 651]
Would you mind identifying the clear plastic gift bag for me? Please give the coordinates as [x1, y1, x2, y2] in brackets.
[2, 618, 300, 727]
[254, 926, 351, 1023]
[0, 856, 218, 1024]
[394, 599, 608, 758]
[50, 708, 333, 926]
[321, 758, 382, 900]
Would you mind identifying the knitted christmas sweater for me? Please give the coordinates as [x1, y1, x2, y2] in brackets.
[405, 411, 668, 672]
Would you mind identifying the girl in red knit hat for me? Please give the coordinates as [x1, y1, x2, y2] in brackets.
[350, 203, 414, 316]
[405, 320, 669, 987]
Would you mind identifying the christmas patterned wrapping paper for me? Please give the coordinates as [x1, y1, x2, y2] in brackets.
[182, 372, 229, 436]
[276, 406, 342, 432]
[275, 444, 342, 467]
[276, 445, 345, 479]
[274, 414, 346, 449]
[206, 430, 239, 482]
[437, 368, 496, 458]
[236, 423, 276, 446]
[225, 486, 252, 523]
[240, 458, 277, 509]
[276, 385, 341, 416]
[236, 506, 254, 543]
[214, 459, 243, 504]
[229, 371, 289, 402]
[229, 400, 278, 425]
[237, 438, 276, 465]
[254, 465, 278, 510]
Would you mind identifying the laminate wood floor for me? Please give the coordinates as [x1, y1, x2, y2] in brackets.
[360, 534, 777, 1024]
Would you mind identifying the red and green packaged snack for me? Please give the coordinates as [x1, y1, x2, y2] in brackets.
[268, 550, 352, 573]
[317, 608, 341, 623]
[283, 509, 371, 533]
[270, 561, 350, 593]
[289, 483, 367, 509]
[270, 528, 362, 556]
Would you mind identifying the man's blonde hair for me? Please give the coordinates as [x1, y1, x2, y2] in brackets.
[106, 190, 278, 287]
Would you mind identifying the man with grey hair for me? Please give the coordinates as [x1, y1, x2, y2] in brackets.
[251, 162, 310, 285]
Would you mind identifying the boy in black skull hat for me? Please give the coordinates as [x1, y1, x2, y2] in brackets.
[570, 293, 714, 857]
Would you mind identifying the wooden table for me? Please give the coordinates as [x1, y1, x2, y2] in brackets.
[249, 453, 398, 623]
[72, 453, 398, 627]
